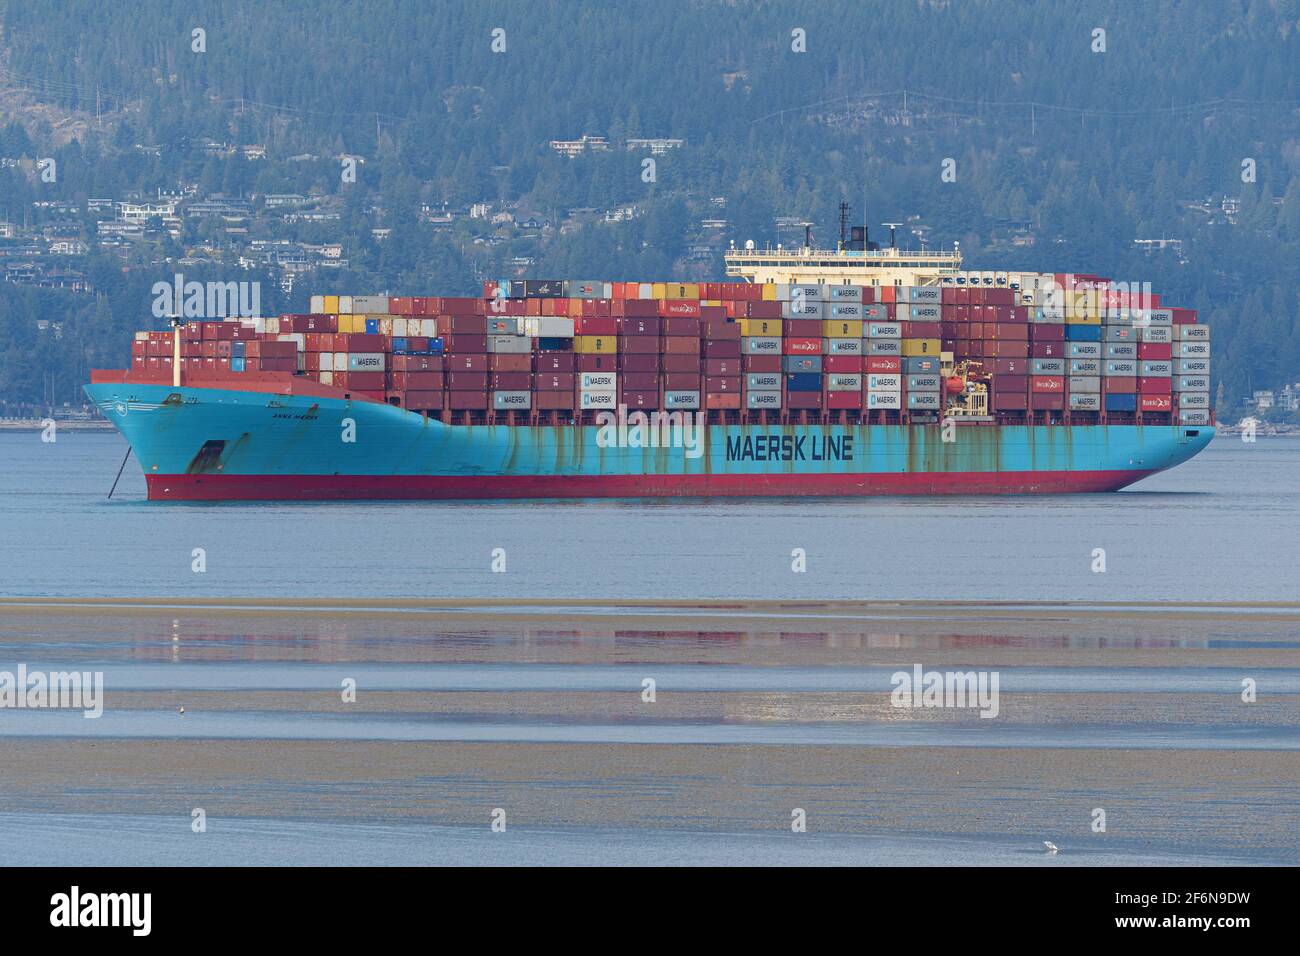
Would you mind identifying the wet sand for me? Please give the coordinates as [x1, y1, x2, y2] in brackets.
[1, 600, 1297, 864]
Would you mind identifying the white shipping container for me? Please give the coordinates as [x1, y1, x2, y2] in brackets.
[310, 295, 325, 313]
[265, 316, 280, 335]
[868, 323, 903, 338]
[487, 334, 532, 354]
[743, 336, 782, 354]
[745, 390, 783, 409]
[825, 338, 861, 355]
[392, 318, 408, 337]
[1069, 393, 1101, 410]
[351, 295, 389, 314]
[1176, 341, 1211, 358]
[338, 296, 353, 313]
[348, 352, 386, 372]
[493, 390, 532, 410]
[277, 333, 305, 349]
[867, 391, 902, 409]
[827, 374, 862, 391]
[1178, 391, 1210, 408]
[1138, 326, 1171, 343]
[1173, 375, 1210, 392]
[579, 390, 618, 409]
[581, 372, 618, 390]
[868, 374, 902, 391]
[1069, 376, 1101, 393]
[1174, 324, 1210, 341]
[525, 317, 575, 338]
[318, 370, 333, 385]
[1178, 410, 1212, 425]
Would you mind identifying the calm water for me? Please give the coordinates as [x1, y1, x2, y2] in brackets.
[1, 431, 1296, 601]
[2, 431, 1298, 866]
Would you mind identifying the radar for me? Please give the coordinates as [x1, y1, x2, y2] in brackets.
[744, 239, 755, 250]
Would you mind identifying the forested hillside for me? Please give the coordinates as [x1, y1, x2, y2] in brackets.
[1, 0, 1298, 414]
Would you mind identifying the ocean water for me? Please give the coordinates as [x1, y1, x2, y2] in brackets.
[0, 431, 1296, 601]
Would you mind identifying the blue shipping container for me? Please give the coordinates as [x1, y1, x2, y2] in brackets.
[231, 357, 246, 373]
[1104, 393, 1137, 412]
[786, 373, 823, 392]
[1065, 325, 1103, 342]
[365, 318, 380, 334]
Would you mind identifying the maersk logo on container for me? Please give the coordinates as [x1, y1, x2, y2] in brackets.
[595, 404, 706, 459]
[891, 664, 999, 718]
[151, 273, 261, 319]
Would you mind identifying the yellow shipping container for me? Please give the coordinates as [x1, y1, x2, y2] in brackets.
[575, 335, 618, 354]
[335, 315, 352, 333]
[739, 318, 783, 337]
[666, 283, 699, 299]
[823, 319, 863, 338]
[901, 338, 941, 356]
[651, 283, 667, 300]
[378, 317, 395, 336]
[700, 299, 721, 307]
[323, 295, 340, 313]
[1065, 313, 1102, 325]
[761, 283, 777, 301]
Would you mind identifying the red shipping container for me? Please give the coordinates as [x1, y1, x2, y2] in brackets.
[1171, 308, 1198, 324]
[441, 297, 484, 316]
[1138, 342, 1172, 360]
[621, 391, 660, 409]
[662, 336, 701, 355]
[901, 321, 942, 338]
[620, 353, 661, 372]
[786, 391, 823, 409]
[1103, 377, 1137, 393]
[662, 316, 701, 335]
[448, 391, 488, 410]
[705, 392, 741, 410]
[784, 338, 822, 355]
[1030, 324, 1066, 341]
[992, 391, 1029, 411]
[994, 358, 1029, 375]
[574, 316, 617, 335]
[449, 334, 488, 353]
[1030, 393, 1065, 410]
[1031, 375, 1065, 393]
[620, 372, 659, 390]
[536, 373, 575, 391]
[1140, 394, 1173, 412]
[784, 318, 822, 337]
[826, 391, 861, 410]
[663, 373, 701, 390]
[704, 339, 741, 358]
[704, 318, 740, 339]
[1138, 377, 1172, 394]
[490, 353, 532, 372]
[619, 316, 662, 335]
[536, 352, 576, 372]
[743, 355, 783, 373]
[866, 357, 902, 373]
[746, 301, 782, 319]
[660, 299, 702, 318]
[339, 371, 384, 390]
[705, 376, 741, 393]
[448, 353, 488, 372]
[993, 374, 1029, 392]
[619, 334, 660, 353]
[392, 354, 444, 372]
[491, 372, 530, 390]
[699, 305, 728, 321]
[1030, 341, 1062, 358]
[823, 355, 862, 373]
[404, 390, 443, 409]
[989, 341, 1029, 357]
[577, 354, 618, 372]
[622, 299, 658, 318]
[448, 371, 488, 390]
[706, 358, 742, 376]
[338, 333, 386, 351]
[663, 354, 701, 372]
[535, 391, 574, 410]
[389, 297, 414, 315]
[391, 371, 444, 390]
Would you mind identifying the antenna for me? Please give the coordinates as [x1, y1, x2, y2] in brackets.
[882, 222, 902, 249]
[838, 201, 850, 249]
[803, 223, 813, 249]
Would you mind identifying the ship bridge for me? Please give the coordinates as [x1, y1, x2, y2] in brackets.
[724, 244, 962, 288]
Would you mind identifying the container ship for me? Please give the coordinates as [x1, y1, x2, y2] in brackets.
[85, 226, 1214, 501]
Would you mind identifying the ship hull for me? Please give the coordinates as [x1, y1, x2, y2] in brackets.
[85, 382, 1213, 502]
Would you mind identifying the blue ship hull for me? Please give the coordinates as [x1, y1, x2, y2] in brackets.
[84, 382, 1214, 500]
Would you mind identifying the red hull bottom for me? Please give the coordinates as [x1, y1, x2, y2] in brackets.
[145, 468, 1157, 501]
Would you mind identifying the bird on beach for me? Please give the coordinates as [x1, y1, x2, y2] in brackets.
[1043, 840, 1059, 854]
